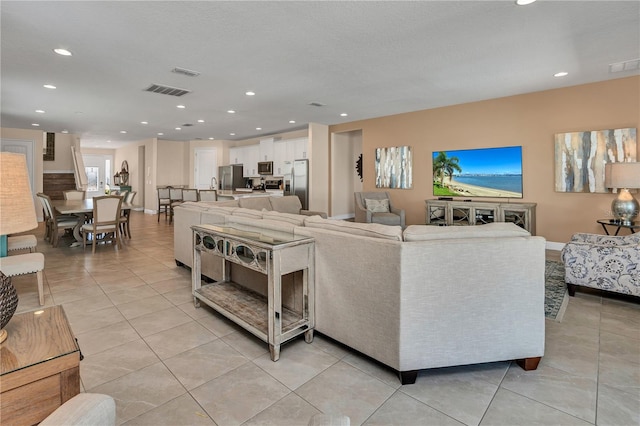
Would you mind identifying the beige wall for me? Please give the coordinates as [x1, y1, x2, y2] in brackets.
[329, 76, 640, 244]
[331, 130, 363, 218]
[43, 132, 79, 172]
[157, 140, 188, 187]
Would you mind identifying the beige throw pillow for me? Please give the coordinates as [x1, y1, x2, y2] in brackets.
[365, 198, 389, 213]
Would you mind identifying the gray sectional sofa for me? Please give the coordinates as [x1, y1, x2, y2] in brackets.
[174, 196, 546, 384]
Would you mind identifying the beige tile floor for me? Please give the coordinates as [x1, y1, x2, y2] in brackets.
[9, 212, 640, 426]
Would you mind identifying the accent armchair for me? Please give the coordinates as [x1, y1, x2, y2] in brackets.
[561, 233, 640, 297]
[354, 191, 405, 228]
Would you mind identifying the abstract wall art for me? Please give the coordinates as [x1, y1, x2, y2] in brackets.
[554, 128, 637, 193]
[375, 146, 412, 189]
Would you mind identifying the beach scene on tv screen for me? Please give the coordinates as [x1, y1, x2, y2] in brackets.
[433, 146, 523, 198]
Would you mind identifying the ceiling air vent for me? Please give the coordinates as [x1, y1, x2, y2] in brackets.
[144, 84, 191, 97]
[182, 123, 194, 127]
[171, 67, 201, 77]
[609, 58, 640, 73]
[308, 102, 325, 107]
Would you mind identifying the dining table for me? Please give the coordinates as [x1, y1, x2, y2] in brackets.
[50, 198, 137, 247]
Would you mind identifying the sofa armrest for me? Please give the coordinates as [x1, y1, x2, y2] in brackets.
[389, 206, 406, 227]
[300, 209, 328, 219]
[40, 393, 116, 426]
[569, 232, 639, 245]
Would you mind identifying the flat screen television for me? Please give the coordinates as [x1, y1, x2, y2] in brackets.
[432, 146, 523, 198]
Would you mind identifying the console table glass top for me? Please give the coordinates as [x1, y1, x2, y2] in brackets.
[193, 224, 310, 247]
[596, 219, 640, 235]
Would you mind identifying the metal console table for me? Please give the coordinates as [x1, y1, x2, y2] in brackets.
[191, 224, 315, 361]
[596, 219, 640, 235]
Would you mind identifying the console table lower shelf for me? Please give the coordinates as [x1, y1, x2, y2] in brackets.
[195, 281, 310, 339]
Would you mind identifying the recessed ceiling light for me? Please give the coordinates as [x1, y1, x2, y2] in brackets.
[554, 71, 569, 77]
[256, 127, 262, 130]
[175, 127, 181, 130]
[340, 113, 348, 117]
[208, 137, 215, 140]
[197, 119, 205, 123]
[61, 130, 69, 134]
[157, 132, 164, 136]
[35, 109, 45, 113]
[515, 0, 536, 5]
[53, 48, 72, 56]
[107, 140, 112, 143]
[177, 105, 186, 109]
[245, 91, 255, 96]
[140, 121, 148, 125]
[227, 110, 236, 114]
[230, 133, 236, 136]
[43, 84, 56, 89]
[289, 120, 296, 124]
[32, 123, 40, 127]
[120, 130, 127, 134]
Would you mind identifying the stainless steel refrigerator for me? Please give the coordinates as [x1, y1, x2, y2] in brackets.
[218, 164, 244, 191]
[284, 159, 309, 210]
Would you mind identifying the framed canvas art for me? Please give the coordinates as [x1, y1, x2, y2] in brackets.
[554, 128, 637, 193]
[375, 146, 412, 189]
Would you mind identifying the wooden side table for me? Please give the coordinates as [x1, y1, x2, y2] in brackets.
[0, 305, 80, 426]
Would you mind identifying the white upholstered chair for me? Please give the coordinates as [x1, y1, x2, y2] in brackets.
[354, 191, 405, 228]
[82, 196, 123, 254]
[37, 193, 81, 247]
[63, 190, 86, 200]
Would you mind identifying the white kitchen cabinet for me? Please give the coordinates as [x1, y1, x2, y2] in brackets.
[290, 137, 308, 160]
[273, 140, 288, 176]
[259, 138, 275, 162]
[244, 145, 260, 177]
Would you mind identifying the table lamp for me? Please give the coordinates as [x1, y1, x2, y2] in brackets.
[605, 162, 640, 225]
[0, 152, 38, 343]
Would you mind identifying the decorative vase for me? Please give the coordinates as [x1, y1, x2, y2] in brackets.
[0, 271, 19, 344]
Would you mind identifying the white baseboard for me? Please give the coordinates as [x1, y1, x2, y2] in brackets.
[546, 241, 565, 251]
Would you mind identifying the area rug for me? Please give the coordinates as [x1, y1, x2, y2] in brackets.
[545, 260, 569, 322]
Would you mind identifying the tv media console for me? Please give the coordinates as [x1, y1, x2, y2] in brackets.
[425, 199, 537, 234]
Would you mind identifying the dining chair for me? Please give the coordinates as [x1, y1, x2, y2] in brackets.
[168, 187, 184, 224]
[198, 189, 218, 202]
[37, 193, 81, 247]
[82, 195, 123, 254]
[36, 193, 53, 242]
[157, 188, 171, 222]
[119, 191, 137, 238]
[63, 190, 86, 200]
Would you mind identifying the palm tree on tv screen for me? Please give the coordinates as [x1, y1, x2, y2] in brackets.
[433, 152, 462, 187]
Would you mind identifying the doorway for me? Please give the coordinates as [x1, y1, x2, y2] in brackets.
[82, 154, 113, 198]
[194, 148, 218, 190]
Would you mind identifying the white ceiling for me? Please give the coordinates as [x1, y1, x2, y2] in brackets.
[1, 1, 639, 149]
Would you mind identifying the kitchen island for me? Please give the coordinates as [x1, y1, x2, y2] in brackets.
[216, 190, 282, 201]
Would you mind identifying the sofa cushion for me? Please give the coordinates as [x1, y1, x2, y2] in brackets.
[365, 198, 389, 213]
[227, 215, 297, 233]
[403, 222, 530, 241]
[262, 210, 306, 226]
[269, 196, 302, 214]
[204, 206, 237, 216]
[214, 200, 240, 208]
[238, 197, 272, 211]
[232, 207, 264, 219]
[304, 216, 403, 241]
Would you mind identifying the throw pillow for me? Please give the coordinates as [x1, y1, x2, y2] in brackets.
[365, 198, 389, 213]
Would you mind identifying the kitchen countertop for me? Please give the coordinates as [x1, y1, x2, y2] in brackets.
[217, 190, 280, 200]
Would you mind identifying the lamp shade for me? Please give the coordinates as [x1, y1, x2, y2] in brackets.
[605, 162, 640, 190]
[0, 152, 37, 235]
